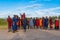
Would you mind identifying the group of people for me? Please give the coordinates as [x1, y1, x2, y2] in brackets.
[7, 13, 60, 33]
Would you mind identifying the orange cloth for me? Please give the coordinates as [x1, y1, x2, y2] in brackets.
[17, 19, 22, 26]
[39, 18, 43, 27]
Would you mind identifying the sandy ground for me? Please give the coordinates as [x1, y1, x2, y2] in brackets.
[0, 29, 60, 40]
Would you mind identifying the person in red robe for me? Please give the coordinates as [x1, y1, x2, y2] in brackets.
[35, 17, 39, 28]
[19, 19, 22, 29]
[49, 17, 53, 29]
[20, 13, 26, 29]
[7, 16, 12, 32]
[55, 17, 59, 30]
[20, 13, 26, 19]
[23, 13, 25, 18]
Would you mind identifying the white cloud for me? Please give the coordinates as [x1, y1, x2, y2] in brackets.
[0, 3, 60, 18]
[17, 3, 42, 10]
[35, 7, 60, 17]
[25, 4, 42, 8]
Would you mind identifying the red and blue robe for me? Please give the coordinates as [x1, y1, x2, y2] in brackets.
[12, 17, 18, 31]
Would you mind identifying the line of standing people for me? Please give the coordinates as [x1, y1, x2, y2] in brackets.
[7, 14, 59, 33]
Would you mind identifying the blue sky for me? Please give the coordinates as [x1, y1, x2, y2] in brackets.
[0, 0, 60, 18]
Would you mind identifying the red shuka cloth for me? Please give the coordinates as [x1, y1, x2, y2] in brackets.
[55, 19, 59, 27]
[7, 18, 12, 29]
[35, 19, 39, 27]
[49, 18, 53, 29]
[21, 13, 25, 19]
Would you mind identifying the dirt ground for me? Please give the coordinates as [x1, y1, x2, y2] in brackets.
[0, 29, 60, 40]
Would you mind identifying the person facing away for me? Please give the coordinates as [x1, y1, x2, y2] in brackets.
[39, 18, 43, 29]
[35, 17, 39, 28]
[22, 18, 27, 32]
[29, 18, 34, 29]
[7, 16, 12, 32]
[55, 17, 59, 30]
[42, 17, 45, 29]
[27, 18, 30, 29]
[33, 18, 36, 29]
[16, 16, 20, 30]
[49, 17, 53, 29]
[44, 17, 48, 29]
[12, 15, 18, 33]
